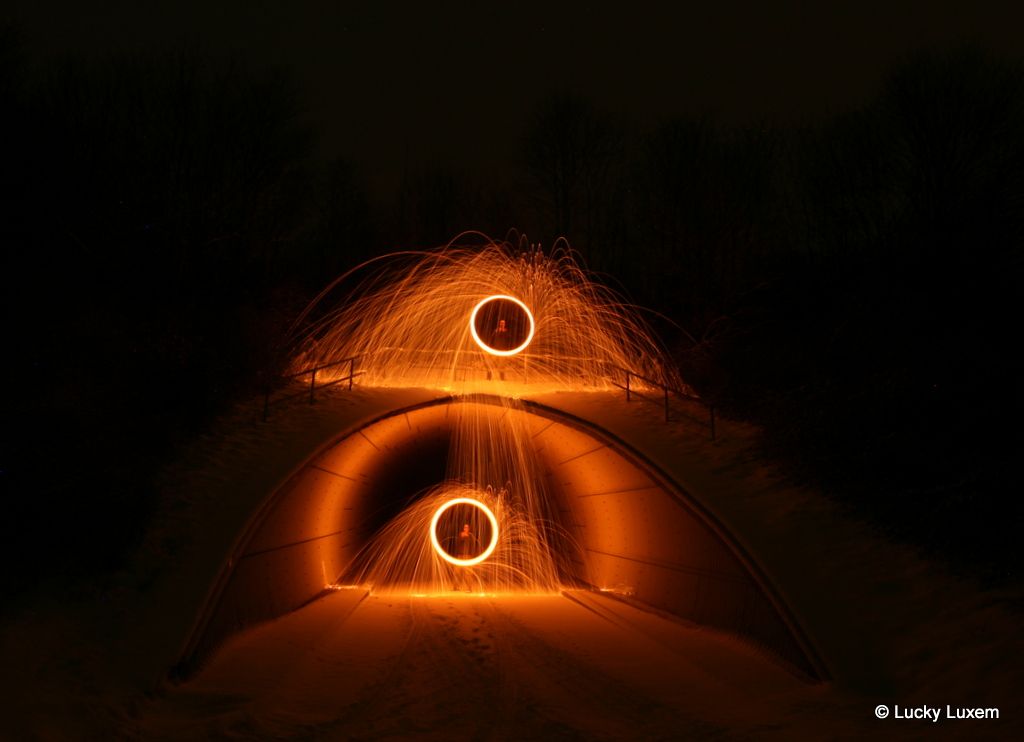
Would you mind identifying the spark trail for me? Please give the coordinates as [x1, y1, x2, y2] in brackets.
[290, 232, 683, 394]
[294, 233, 682, 595]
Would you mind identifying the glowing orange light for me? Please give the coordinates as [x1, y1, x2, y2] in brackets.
[469, 294, 535, 356]
[291, 237, 689, 395]
[430, 497, 499, 567]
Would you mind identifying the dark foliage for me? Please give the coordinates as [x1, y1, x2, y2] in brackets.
[0, 46, 368, 596]
[515, 49, 1023, 584]
[670, 49, 1024, 584]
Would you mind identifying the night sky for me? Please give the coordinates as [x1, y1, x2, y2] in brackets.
[9, 1, 1024, 194]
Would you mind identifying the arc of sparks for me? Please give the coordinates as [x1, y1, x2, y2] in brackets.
[430, 497, 500, 567]
[469, 294, 536, 356]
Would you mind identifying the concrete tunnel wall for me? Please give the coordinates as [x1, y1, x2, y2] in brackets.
[175, 396, 827, 682]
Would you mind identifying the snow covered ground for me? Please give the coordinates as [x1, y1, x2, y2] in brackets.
[1, 384, 1020, 739]
[135, 588, 854, 740]
[531, 391, 1024, 704]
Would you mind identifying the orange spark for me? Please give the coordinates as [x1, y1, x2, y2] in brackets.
[469, 294, 536, 356]
[288, 233, 685, 395]
[429, 496, 500, 566]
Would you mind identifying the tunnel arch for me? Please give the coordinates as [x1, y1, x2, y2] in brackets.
[175, 395, 827, 682]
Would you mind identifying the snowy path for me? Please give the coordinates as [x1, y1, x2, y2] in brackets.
[136, 590, 863, 741]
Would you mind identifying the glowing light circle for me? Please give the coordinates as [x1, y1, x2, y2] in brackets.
[430, 497, 500, 567]
[469, 294, 536, 356]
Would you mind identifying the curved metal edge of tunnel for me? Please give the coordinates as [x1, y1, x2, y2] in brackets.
[171, 394, 830, 684]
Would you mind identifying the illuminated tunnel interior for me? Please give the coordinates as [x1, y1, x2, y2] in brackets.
[178, 396, 826, 682]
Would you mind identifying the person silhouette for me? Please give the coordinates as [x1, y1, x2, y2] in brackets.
[490, 319, 511, 351]
[454, 523, 476, 591]
[457, 523, 474, 559]
[486, 319, 511, 380]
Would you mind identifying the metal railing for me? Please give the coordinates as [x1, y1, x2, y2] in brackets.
[611, 367, 716, 439]
[260, 353, 713, 439]
[262, 356, 363, 421]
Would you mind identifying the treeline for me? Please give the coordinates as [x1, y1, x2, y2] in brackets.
[0, 39, 343, 593]
[518, 49, 1024, 583]
[1, 31, 1021, 593]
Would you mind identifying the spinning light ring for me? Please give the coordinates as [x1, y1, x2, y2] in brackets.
[430, 497, 499, 567]
[469, 294, 536, 356]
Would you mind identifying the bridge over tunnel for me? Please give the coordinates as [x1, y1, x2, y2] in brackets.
[176, 395, 827, 683]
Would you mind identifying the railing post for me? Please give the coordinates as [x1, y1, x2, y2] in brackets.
[309, 368, 317, 404]
[664, 385, 669, 422]
[348, 357, 355, 391]
[710, 405, 716, 440]
[625, 370, 631, 402]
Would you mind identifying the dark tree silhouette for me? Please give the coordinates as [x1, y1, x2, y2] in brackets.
[632, 118, 778, 320]
[393, 165, 463, 248]
[521, 93, 622, 253]
[2, 45, 319, 593]
[306, 157, 375, 280]
[712, 47, 1024, 581]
